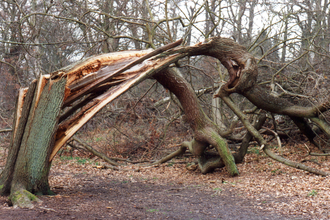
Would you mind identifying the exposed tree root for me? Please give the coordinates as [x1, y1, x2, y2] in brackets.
[198, 152, 224, 174]
[9, 188, 42, 209]
[181, 139, 208, 156]
[195, 114, 267, 174]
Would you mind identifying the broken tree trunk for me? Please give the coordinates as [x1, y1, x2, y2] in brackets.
[0, 75, 67, 208]
[0, 85, 35, 195]
[0, 40, 188, 208]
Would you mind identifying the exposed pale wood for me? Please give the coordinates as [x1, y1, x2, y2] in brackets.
[51, 50, 153, 82]
[31, 75, 50, 115]
[62, 39, 182, 107]
[12, 88, 28, 140]
[68, 57, 138, 91]
[50, 53, 185, 161]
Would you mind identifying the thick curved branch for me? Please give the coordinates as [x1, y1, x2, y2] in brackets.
[244, 86, 329, 118]
[154, 68, 239, 176]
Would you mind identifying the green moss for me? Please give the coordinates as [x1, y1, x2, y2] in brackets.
[210, 130, 239, 176]
[26, 190, 39, 201]
[60, 156, 73, 160]
[9, 190, 23, 204]
[9, 189, 42, 208]
[0, 185, 3, 190]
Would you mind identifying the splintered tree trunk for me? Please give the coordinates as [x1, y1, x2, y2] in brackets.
[0, 75, 67, 208]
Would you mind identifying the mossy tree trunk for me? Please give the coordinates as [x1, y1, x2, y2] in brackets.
[0, 76, 67, 208]
[154, 68, 239, 176]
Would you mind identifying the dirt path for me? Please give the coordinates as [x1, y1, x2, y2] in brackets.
[0, 172, 307, 220]
[1, 141, 329, 220]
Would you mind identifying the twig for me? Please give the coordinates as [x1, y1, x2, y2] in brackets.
[309, 152, 330, 156]
[275, 83, 310, 98]
[109, 157, 154, 164]
[95, 162, 140, 172]
[39, 207, 57, 212]
[301, 159, 322, 166]
[128, 160, 154, 164]
[131, 81, 157, 117]
[151, 146, 187, 166]
[0, 128, 12, 133]
[149, 111, 183, 157]
[262, 127, 282, 155]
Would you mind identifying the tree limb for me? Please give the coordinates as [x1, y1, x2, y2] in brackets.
[72, 136, 119, 166]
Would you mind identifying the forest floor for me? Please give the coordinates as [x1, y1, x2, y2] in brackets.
[0, 130, 330, 220]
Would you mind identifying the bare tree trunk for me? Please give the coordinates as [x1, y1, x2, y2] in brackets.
[212, 86, 227, 130]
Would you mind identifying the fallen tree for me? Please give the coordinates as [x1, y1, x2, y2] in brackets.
[1, 37, 330, 208]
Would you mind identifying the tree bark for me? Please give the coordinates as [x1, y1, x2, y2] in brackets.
[0, 75, 67, 208]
